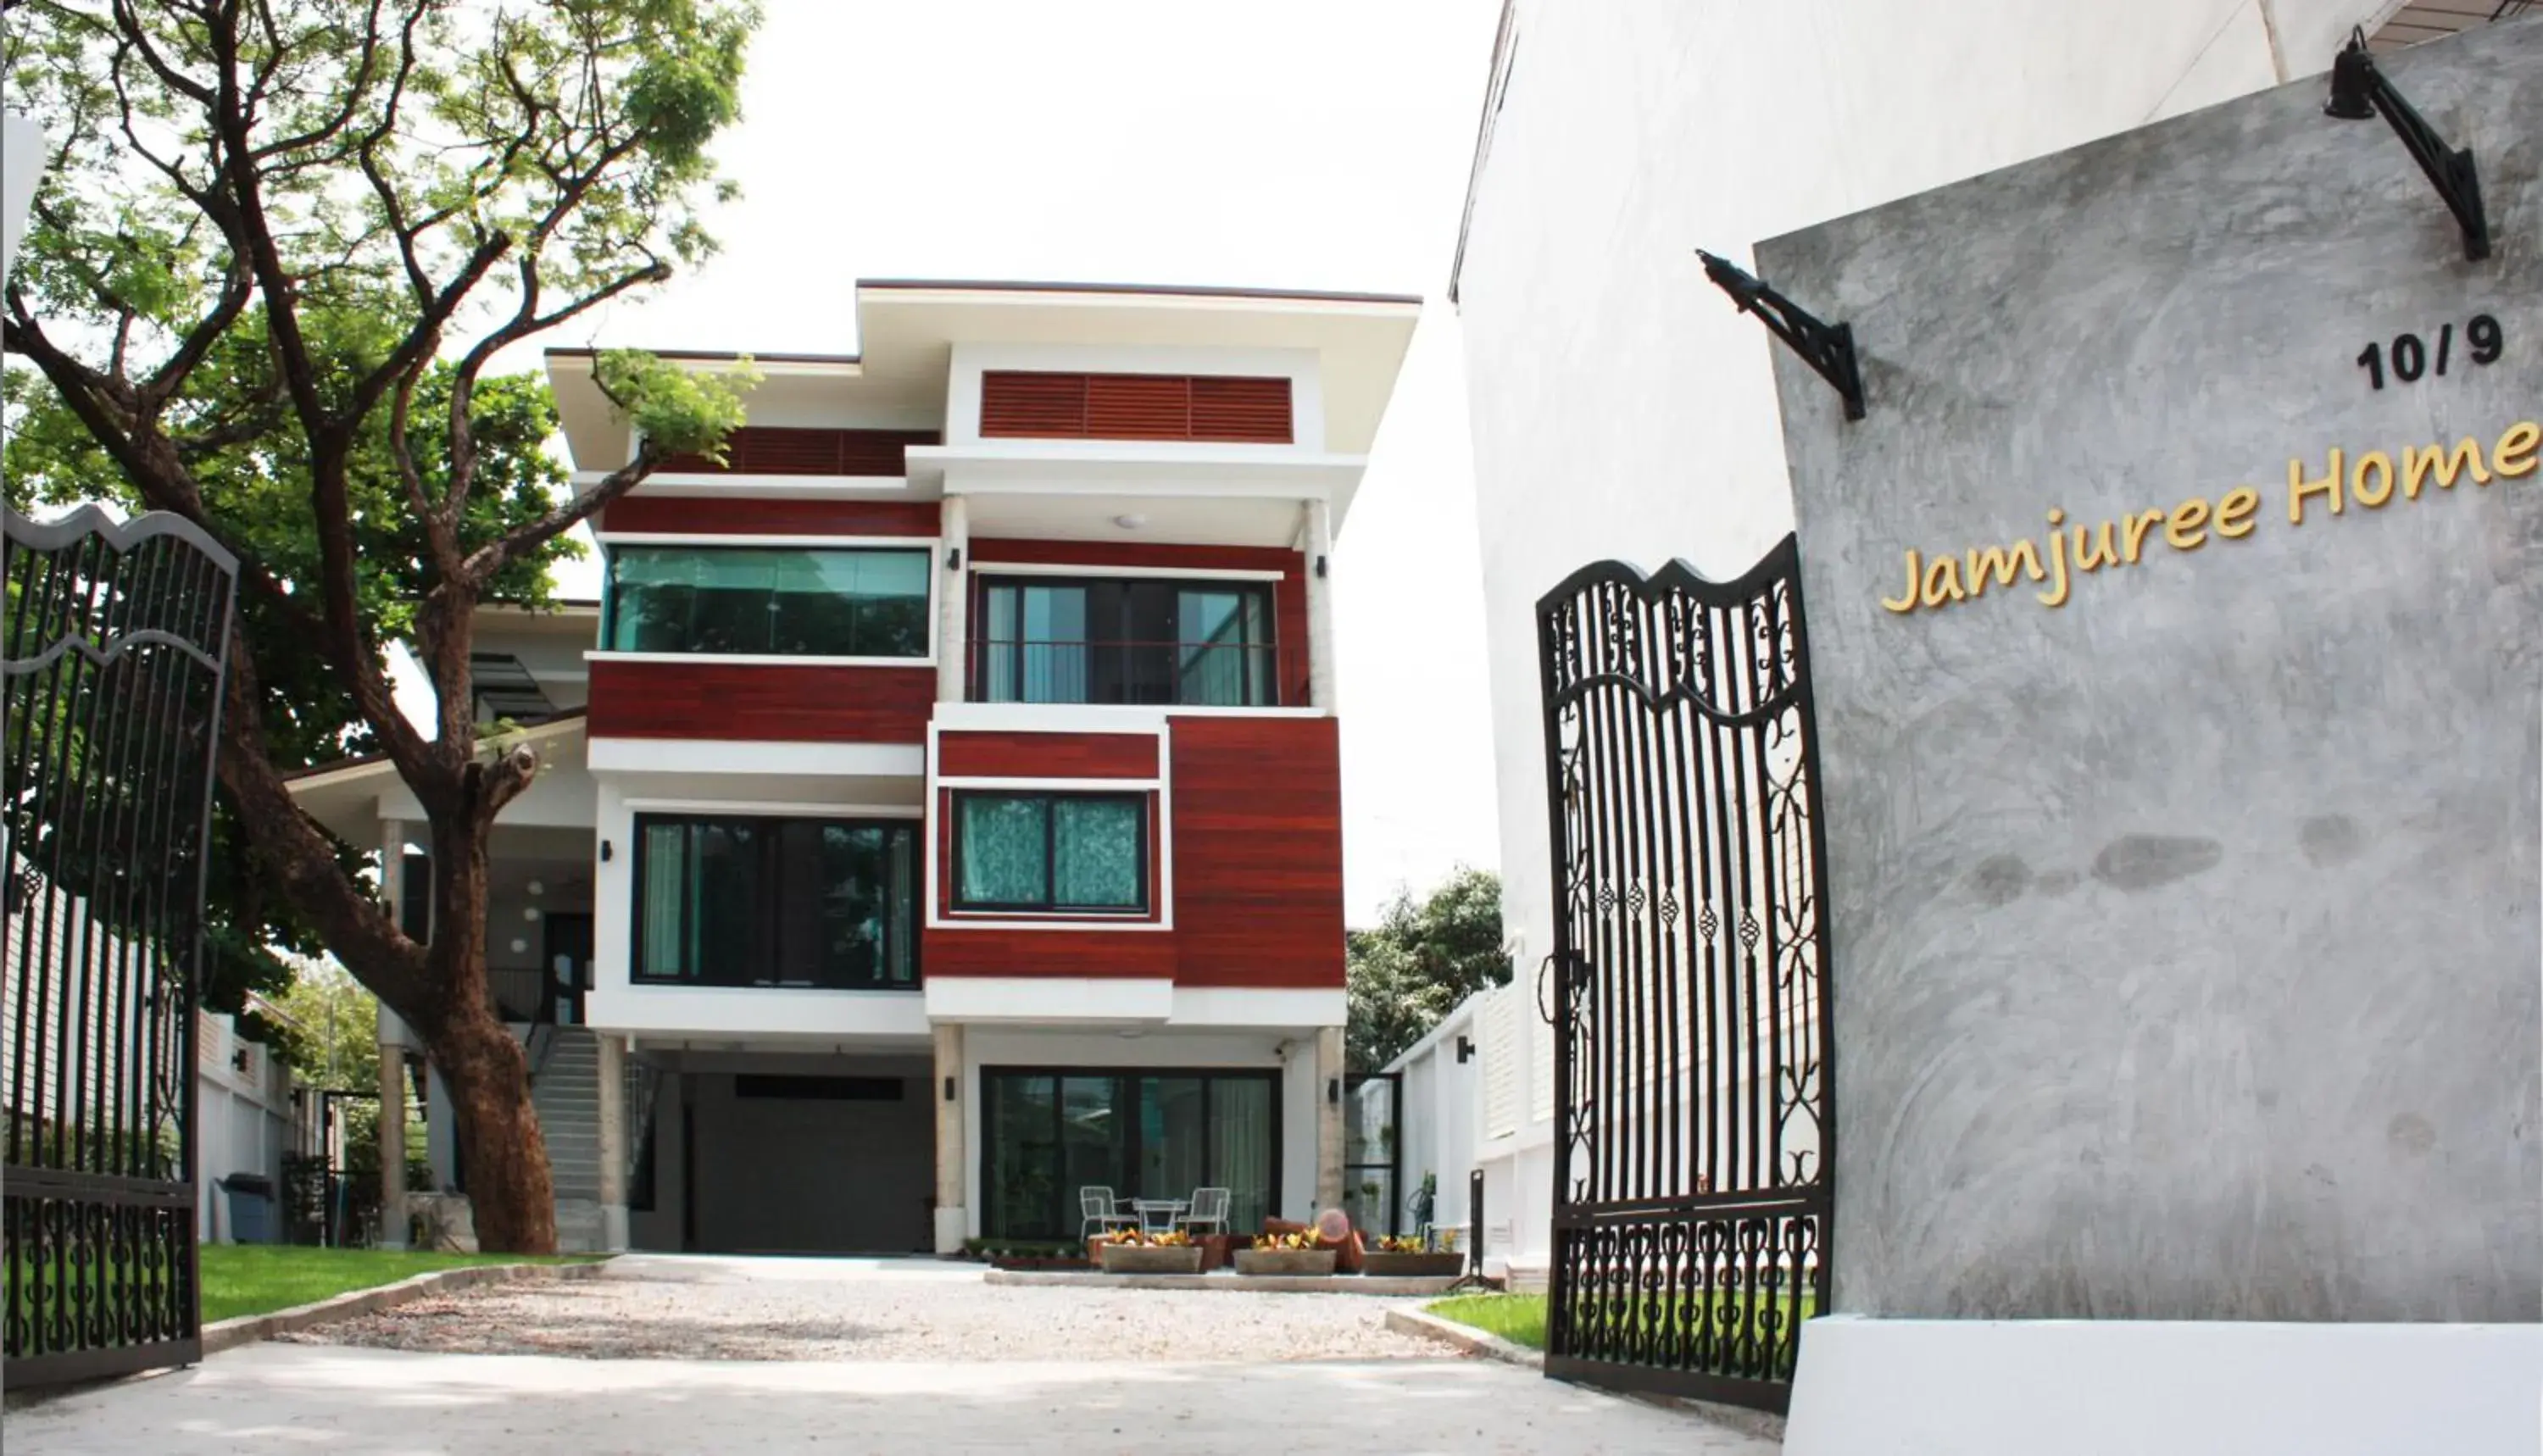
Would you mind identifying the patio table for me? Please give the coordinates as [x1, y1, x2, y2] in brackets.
[1130, 1198, 1188, 1235]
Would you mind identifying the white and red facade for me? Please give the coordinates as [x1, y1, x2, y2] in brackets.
[290, 281, 1417, 1254]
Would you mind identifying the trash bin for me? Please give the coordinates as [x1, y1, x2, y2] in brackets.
[219, 1173, 275, 1244]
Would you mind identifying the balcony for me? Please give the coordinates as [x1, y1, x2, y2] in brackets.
[967, 637, 1280, 708]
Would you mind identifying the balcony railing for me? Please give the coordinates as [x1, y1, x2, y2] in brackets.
[969, 638, 1279, 707]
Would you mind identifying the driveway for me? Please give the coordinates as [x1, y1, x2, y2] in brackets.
[4, 1256, 1783, 1454]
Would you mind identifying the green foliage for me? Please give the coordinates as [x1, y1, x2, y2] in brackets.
[1346, 868, 1508, 1070]
[268, 961, 385, 1091]
[594, 349, 758, 459]
[0, 0, 762, 1076]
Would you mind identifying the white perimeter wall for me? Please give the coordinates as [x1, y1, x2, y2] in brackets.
[1451, 0, 2405, 1274]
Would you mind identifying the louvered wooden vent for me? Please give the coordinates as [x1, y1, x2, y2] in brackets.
[659, 426, 939, 476]
[980, 372, 1294, 443]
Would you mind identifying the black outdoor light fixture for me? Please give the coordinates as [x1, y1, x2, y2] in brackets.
[1695, 249, 1866, 421]
[598, 839, 614, 863]
[946, 545, 962, 570]
[943, 1075, 958, 1103]
[1455, 1034, 1476, 1064]
[2325, 27, 2489, 262]
[1326, 1077, 1340, 1104]
[1315, 553, 1328, 580]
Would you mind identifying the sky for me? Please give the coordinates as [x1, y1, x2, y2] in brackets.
[475, 0, 1510, 926]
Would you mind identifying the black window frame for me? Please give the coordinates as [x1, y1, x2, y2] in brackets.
[971, 574, 1278, 706]
[600, 543, 934, 660]
[977, 1066, 1285, 1241]
[949, 790, 1152, 915]
[631, 812, 922, 990]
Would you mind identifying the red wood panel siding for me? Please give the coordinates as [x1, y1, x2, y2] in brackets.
[979, 372, 1292, 443]
[599, 497, 941, 537]
[937, 731, 1159, 779]
[966, 539, 1310, 707]
[659, 426, 938, 476]
[587, 661, 934, 742]
[919, 928, 1177, 980]
[1168, 715, 1344, 989]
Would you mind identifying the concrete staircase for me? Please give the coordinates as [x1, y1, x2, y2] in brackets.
[524, 1026, 633, 1253]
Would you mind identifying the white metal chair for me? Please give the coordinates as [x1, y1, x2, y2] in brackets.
[1178, 1186, 1231, 1236]
[1079, 1186, 1138, 1242]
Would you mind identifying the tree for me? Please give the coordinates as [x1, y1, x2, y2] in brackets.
[1346, 868, 1507, 1070]
[6, 355, 585, 1048]
[2, 0, 761, 1252]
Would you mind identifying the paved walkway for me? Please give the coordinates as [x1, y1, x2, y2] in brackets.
[6, 1256, 1783, 1453]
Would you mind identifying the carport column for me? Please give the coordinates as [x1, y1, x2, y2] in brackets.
[1302, 498, 1337, 711]
[376, 819, 410, 1249]
[937, 494, 969, 703]
[1315, 1025, 1346, 1211]
[596, 1033, 629, 1252]
[933, 1023, 967, 1252]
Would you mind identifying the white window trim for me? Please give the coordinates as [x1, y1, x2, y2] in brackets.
[972, 563, 1287, 581]
[621, 798, 922, 819]
[587, 650, 933, 670]
[924, 723, 1177, 932]
[593, 532, 941, 550]
[590, 534, 943, 665]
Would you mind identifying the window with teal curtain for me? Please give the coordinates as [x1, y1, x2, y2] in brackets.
[604, 546, 929, 657]
[954, 792, 1147, 913]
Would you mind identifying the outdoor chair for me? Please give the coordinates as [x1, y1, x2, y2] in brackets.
[1079, 1186, 1138, 1242]
[1178, 1186, 1231, 1236]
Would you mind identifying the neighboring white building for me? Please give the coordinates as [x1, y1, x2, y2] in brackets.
[1439, 0, 2501, 1286]
[195, 999, 307, 1243]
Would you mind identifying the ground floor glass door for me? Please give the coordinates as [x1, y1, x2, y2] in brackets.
[982, 1070, 1278, 1240]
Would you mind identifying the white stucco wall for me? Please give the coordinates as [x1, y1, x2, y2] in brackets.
[1450, 0, 2406, 1275]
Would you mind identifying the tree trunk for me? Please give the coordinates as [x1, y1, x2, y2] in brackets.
[420, 816, 557, 1254]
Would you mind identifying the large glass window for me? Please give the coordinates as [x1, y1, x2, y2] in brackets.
[953, 792, 1146, 914]
[975, 577, 1274, 705]
[605, 547, 930, 658]
[980, 1070, 1280, 1239]
[634, 814, 919, 988]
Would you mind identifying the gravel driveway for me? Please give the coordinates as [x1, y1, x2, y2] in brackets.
[277, 1253, 1441, 1363]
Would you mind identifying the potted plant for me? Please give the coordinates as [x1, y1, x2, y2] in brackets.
[1096, 1227, 1204, 1275]
[1361, 1233, 1464, 1278]
[1233, 1228, 1338, 1277]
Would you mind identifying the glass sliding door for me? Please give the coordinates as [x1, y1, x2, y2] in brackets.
[1205, 1078, 1276, 1233]
[979, 1069, 1283, 1241]
[987, 1075, 1061, 1238]
[975, 578, 1276, 706]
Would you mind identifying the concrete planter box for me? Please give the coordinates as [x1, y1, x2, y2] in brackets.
[1235, 1248, 1338, 1276]
[1360, 1252, 1466, 1278]
[1099, 1244, 1205, 1275]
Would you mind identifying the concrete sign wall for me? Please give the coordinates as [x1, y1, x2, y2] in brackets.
[1758, 19, 2541, 1322]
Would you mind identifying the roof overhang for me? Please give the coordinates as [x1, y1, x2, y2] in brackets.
[284, 714, 589, 843]
[543, 279, 1421, 472]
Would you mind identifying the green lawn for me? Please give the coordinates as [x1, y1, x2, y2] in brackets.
[1427, 1292, 1549, 1348]
[198, 1246, 595, 1323]
[1427, 1289, 1818, 1358]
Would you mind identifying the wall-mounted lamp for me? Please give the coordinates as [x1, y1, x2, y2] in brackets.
[1326, 1078, 1340, 1104]
[943, 1075, 958, 1103]
[2324, 27, 2489, 261]
[599, 840, 614, 863]
[945, 546, 962, 571]
[1314, 554, 1327, 580]
[1696, 248, 1866, 421]
[1456, 1035, 1476, 1064]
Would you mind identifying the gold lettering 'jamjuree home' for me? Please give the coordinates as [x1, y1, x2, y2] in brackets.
[1881, 420, 2540, 615]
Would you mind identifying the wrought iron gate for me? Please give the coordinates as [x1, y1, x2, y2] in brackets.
[1535, 536, 1832, 1413]
[3, 506, 237, 1387]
